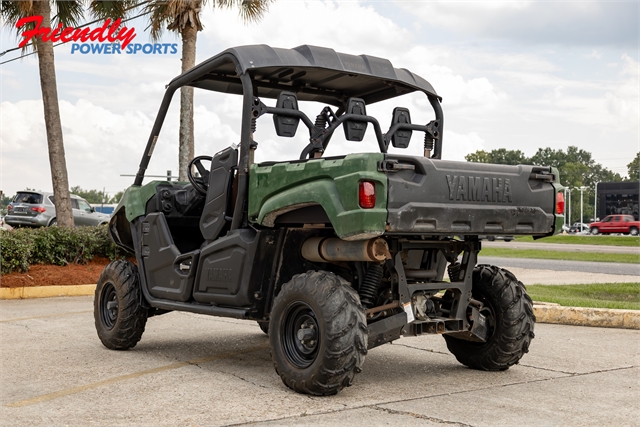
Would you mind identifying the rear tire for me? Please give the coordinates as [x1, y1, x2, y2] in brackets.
[444, 265, 535, 371]
[94, 260, 148, 350]
[49, 218, 57, 227]
[269, 271, 367, 395]
[630, 227, 638, 236]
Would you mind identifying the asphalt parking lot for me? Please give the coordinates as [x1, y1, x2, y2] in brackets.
[1, 296, 638, 427]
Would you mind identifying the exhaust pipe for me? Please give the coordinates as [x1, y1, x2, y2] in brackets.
[301, 237, 390, 263]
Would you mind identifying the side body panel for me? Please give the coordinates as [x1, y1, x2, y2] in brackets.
[248, 154, 387, 240]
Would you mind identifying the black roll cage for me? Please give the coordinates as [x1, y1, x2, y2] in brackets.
[133, 49, 444, 232]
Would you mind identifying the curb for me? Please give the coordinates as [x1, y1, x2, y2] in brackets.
[0, 285, 96, 300]
[1, 286, 638, 330]
[533, 303, 639, 330]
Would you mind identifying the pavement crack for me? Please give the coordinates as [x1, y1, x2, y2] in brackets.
[392, 342, 450, 356]
[517, 364, 578, 375]
[371, 406, 475, 426]
[519, 364, 636, 376]
[225, 372, 270, 390]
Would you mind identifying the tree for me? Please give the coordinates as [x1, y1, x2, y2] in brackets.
[0, 192, 13, 216]
[144, 0, 273, 181]
[465, 148, 528, 165]
[70, 186, 107, 204]
[70, 186, 123, 204]
[628, 152, 640, 181]
[530, 146, 623, 222]
[1, 1, 134, 227]
[467, 145, 623, 223]
[109, 190, 125, 204]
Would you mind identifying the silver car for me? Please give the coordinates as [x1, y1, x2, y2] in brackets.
[5, 191, 110, 227]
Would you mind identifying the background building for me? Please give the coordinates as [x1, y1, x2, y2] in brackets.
[597, 182, 639, 220]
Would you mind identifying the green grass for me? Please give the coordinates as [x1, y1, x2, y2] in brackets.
[514, 235, 639, 247]
[481, 247, 640, 264]
[527, 283, 640, 310]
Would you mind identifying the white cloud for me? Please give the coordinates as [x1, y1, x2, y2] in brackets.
[398, 0, 638, 47]
[441, 131, 486, 162]
[199, 1, 409, 56]
[1, 0, 638, 196]
[586, 50, 602, 59]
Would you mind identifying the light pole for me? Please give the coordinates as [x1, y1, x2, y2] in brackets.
[565, 187, 573, 226]
[578, 186, 588, 231]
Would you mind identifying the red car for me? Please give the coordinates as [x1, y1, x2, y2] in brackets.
[590, 215, 640, 235]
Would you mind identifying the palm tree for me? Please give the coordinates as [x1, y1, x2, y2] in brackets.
[144, 0, 272, 181]
[1, 1, 135, 227]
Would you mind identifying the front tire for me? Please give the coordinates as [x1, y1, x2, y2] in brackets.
[591, 227, 599, 235]
[269, 271, 367, 395]
[444, 265, 535, 371]
[94, 260, 148, 350]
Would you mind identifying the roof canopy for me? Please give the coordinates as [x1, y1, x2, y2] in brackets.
[170, 45, 440, 107]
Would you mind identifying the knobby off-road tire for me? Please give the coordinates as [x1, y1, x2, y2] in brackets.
[94, 260, 148, 350]
[444, 265, 535, 371]
[269, 271, 368, 395]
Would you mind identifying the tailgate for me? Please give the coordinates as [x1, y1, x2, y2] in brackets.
[384, 155, 557, 236]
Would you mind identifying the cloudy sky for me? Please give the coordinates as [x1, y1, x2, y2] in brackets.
[1, 0, 638, 200]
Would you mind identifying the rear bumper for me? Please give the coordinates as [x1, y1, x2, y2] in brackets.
[386, 202, 555, 236]
[5, 215, 49, 227]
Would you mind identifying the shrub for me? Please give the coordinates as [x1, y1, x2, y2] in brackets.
[1, 226, 128, 275]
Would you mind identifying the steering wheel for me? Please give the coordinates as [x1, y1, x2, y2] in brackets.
[187, 155, 213, 195]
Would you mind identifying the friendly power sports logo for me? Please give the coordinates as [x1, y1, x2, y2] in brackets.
[16, 15, 177, 55]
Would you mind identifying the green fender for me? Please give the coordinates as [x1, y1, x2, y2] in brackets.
[249, 154, 387, 240]
[115, 181, 177, 222]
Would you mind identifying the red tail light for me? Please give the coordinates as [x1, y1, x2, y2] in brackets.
[556, 192, 565, 214]
[359, 181, 376, 209]
[31, 206, 46, 213]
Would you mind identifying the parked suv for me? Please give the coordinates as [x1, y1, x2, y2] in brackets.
[5, 191, 110, 227]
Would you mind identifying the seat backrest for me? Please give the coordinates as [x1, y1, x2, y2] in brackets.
[200, 147, 238, 241]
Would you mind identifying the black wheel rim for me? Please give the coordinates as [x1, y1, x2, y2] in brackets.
[100, 282, 118, 330]
[281, 301, 320, 369]
[477, 298, 496, 344]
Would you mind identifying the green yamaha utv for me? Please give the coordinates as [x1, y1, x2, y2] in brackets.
[95, 45, 564, 396]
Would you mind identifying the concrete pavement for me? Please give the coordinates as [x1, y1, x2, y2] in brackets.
[1, 296, 638, 426]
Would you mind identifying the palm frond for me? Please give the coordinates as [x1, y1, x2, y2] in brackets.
[143, 0, 171, 40]
[87, 1, 139, 21]
[52, 1, 84, 28]
[1, 1, 34, 30]
[236, 0, 272, 24]
[144, 0, 203, 38]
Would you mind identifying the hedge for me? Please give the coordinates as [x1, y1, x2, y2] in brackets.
[0, 225, 128, 275]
